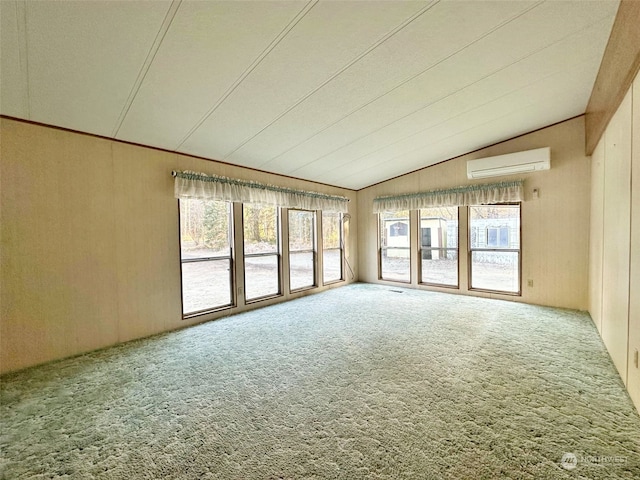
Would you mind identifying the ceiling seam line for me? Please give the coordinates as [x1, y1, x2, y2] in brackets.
[290, 17, 606, 179]
[111, 0, 182, 138]
[219, 0, 441, 162]
[293, 16, 610, 178]
[318, 55, 598, 182]
[173, 0, 319, 151]
[339, 88, 586, 184]
[261, 0, 545, 172]
[352, 115, 584, 191]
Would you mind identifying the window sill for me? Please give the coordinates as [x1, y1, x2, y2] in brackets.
[182, 304, 234, 320]
[245, 293, 283, 305]
[468, 287, 521, 296]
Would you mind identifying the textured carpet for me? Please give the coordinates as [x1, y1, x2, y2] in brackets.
[1, 283, 639, 479]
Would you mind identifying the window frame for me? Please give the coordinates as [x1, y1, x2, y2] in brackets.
[378, 210, 412, 284]
[287, 208, 317, 293]
[418, 207, 460, 289]
[468, 203, 522, 296]
[178, 199, 235, 319]
[321, 212, 344, 285]
[242, 204, 282, 304]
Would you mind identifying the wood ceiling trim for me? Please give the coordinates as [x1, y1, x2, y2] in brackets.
[0, 114, 356, 193]
[585, 0, 640, 155]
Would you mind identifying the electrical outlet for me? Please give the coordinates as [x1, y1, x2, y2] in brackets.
[527, 279, 533, 287]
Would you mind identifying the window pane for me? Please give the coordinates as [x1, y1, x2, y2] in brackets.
[243, 204, 278, 254]
[469, 205, 520, 249]
[180, 199, 231, 260]
[469, 204, 520, 293]
[470, 251, 519, 293]
[421, 249, 458, 286]
[322, 212, 341, 249]
[180, 199, 233, 314]
[322, 212, 342, 283]
[323, 249, 342, 283]
[290, 251, 314, 290]
[243, 204, 280, 301]
[288, 210, 314, 251]
[381, 251, 410, 282]
[181, 259, 232, 313]
[420, 207, 458, 286]
[379, 210, 410, 282]
[245, 255, 279, 300]
[487, 228, 498, 247]
[289, 210, 316, 290]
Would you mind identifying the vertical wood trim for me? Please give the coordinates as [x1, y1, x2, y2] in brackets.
[233, 202, 245, 307]
[627, 72, 640, 412]
[282, 208, 291, 295]
[410, 209, 419, 286]
[585, 0, 640, 155]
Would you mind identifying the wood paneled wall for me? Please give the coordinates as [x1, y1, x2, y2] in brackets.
[357, 116, 591, 311]
[0, 119, 358, 374]
[629, 73, 640, 409]
[589, 71, 639, 412]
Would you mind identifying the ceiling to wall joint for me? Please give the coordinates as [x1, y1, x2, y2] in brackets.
[0, 0, 621, 190]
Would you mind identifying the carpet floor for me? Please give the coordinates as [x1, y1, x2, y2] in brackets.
[1, 283, 639, 479]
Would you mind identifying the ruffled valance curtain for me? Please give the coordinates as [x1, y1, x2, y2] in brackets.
[373, 180, 524, 213]
[174, 170, 349, 213]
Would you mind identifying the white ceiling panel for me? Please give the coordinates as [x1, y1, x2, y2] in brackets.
[25, 0, 171, 136]
[0, 0, 620, 190]
[327, 62, 599, 189]
[245, 0, 617, 177]
[116, 0, 306, 150]
[227, 0, 538, 169]
[179, 0, 429, 161]
[290, 18, 614, 181]
[0, 0, 28, 118]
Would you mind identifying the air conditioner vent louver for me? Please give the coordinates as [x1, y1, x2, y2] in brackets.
[467, 147, 550, 179]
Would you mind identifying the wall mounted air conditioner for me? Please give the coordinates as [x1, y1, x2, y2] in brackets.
[466, 147, 550, 179]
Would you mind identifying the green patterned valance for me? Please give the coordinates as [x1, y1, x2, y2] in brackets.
[173, 170, 349, 213]
[373, 180, 524, 213]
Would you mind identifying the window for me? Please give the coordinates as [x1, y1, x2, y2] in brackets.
[379, 210, 410, 282]
[243, 204, 280, 301]
[179, 199, 233, 316]
[288, 209, 316, 291]
[322, 212, 343, 284]
[487, 226, 510, 247]
[419, 207, 458, 287]
[469, 204, 520, 294]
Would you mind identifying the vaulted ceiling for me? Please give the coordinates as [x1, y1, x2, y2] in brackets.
[0, 0, 619, 189]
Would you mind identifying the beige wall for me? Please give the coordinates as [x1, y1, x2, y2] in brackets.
[0, 119, 358, 374]
[629, 73, 640, 410]
[357, 116, 591, 311]
[589, 138, 605, 334]
[589, 71, 639, 412]
[601, 90, 632, 384]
